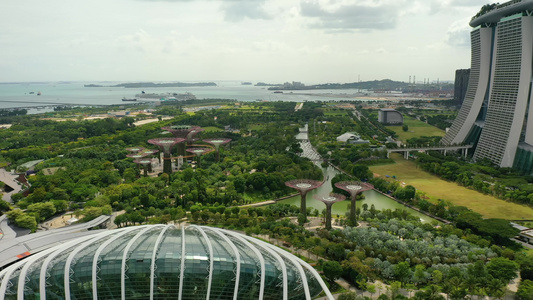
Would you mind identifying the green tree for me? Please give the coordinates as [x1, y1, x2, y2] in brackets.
[0, 200, 10, 213]
[323, 261, 343, 284]
[431, 270, 443, 284]
[15, 214, 38, 232]
[51, 200, 68, 213]
[412, 264, 427, 286]
[123, 167, 137, 183]
[394, 262, 411, 286]
[27, 202, 56, 221]
[486, 257, 518, 282]
[413, 285, 444, 300]
[517, 280, 533, 300]
[6, 209, 24, 222]
[485, 278, 506, 298]
[337, 292, 358, 300]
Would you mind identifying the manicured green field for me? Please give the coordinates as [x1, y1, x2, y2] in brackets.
[249, 124, 265, 131]
[369, 154, 533, 220]
[202, 126, 223, 132]
[324, 110, 348, 117]
[386, 117, 445, 142]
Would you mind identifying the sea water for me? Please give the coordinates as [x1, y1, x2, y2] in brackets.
[0, 81, 371, 112]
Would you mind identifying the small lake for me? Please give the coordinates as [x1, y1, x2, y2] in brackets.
[278, 124, 435, 223]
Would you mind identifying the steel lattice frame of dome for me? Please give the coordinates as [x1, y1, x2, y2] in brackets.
[0, 225, 334, 300]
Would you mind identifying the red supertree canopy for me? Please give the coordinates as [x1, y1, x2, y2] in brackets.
[126, 153, 149, 159]
[314, 193, 346, 205]
[285, 179, 323, 192]
[335, 181, 374, 196]
[186, 147, 213, 156]
[162, 125, 201, 138]
[134, 158, 153, 166]
[126, 147, 144, 153]
[140, 149, 159, 156]
[203, 138, 232, 149]
[315, 193, 346, 230]
[148, 138, 185, 153]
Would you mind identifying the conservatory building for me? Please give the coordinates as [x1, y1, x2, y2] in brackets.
[0, 225, 333, 300]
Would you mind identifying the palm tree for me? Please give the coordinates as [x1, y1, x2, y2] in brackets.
[464, 276, 479, 299]
[446, 277, 467, 300]
[425, 285, 445, 300]
[486, 278, 507, 299]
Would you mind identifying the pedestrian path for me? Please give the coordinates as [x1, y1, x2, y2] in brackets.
[0, 168, 23, 203]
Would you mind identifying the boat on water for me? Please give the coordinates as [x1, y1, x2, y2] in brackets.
[135, 92, 196, 101]
[37, 91, 41, 96]
[122, 98, 137, 102]
[273, 91, 283, 94]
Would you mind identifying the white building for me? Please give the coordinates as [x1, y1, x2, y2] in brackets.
[337, 132, 370, 144]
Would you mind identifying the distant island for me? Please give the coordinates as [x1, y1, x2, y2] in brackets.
[84, 82, 217, 88]
[255, 82, 281, 87]
[266, 79, 453, 91]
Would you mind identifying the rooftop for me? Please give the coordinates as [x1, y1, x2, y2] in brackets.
[470, 0, 533, 27]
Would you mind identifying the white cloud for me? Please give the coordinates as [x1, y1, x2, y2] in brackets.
[0, 0, 484, 82]
[222, 0, 272, 21]
[446, 19, 472, 47]
[300, 0, 403, 31]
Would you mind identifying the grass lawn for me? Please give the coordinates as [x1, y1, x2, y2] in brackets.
[324, 110, 348, 117]
[369, 154, 533, 220]
[249, 124, 266, 131]
[387, 117, 445, 142]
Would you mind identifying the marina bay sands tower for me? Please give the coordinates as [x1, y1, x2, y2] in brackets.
[442, 0, 533, 173]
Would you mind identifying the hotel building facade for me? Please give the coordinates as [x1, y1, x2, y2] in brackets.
[442, 0, 533, 173]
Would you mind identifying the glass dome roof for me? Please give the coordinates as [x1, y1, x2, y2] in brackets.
[0, 225, 333, 300]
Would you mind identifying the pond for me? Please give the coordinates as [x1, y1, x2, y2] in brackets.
[277, 124, 436, 223]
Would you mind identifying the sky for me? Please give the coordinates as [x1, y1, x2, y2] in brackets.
[0, 0, 497, 84]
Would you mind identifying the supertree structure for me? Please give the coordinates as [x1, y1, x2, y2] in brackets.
[315, 193, 346, 230]
[140, 149, 159, 165]
[285, 179, 323, 225]
[161, 125, 200, 155]
[127, 152, 149, 175]
[162, 125, 201, 138]
[203, 138, 231, 162]
[134, 158, 154, 177]
[186, 127, 204, 145]
[186, 147, 213, 168]
[148, 138, 185, 174]
[126, 147, 144, 153]
[126, 152, 148, 160]
[335, 181, 374, 226]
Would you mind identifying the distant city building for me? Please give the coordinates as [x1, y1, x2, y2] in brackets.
[282, 81, 305, 89]
[441, 0, 533, 172]
[0, 225, 334, 299]
[336, 132, 370, 144]
[378, 109, 403, 125]
[454, 69, 470, 106]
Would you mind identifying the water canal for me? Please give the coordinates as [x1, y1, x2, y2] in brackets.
[278, 124, 434, 223]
